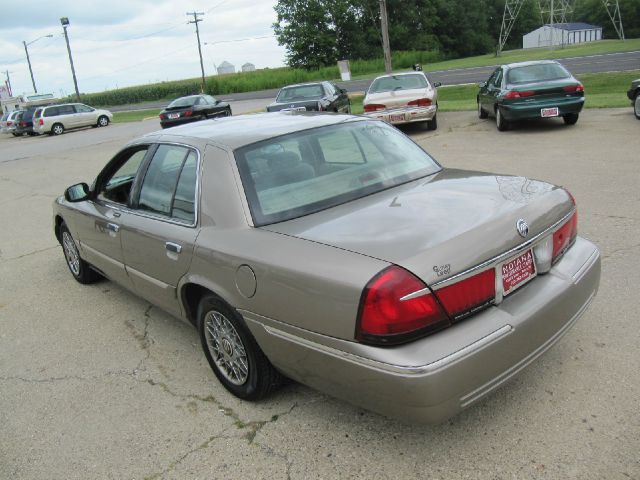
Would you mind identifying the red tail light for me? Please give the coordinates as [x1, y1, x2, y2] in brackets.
[357, 266, 449, 345]
[39, 119, 44, 126]
[20, 121, 27, 127]
[184, 110, 193, 117]
[434, 269, 496, 321]
[504, 90, 535, 99]
[552, 211, 577, 261]
[364, 103, 386, 113]
[7, 121, 12, 126]
[563, 84, 584, 93]
[407, 98, 433, 107]
[159, 114, 166, 120]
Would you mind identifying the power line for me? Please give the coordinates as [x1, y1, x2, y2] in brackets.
[205, 34, 274, 45]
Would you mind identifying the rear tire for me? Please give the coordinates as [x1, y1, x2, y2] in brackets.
[198, 295, 281, 400]
[60, 224, 101, 284]
[496, 107, 509, 131]
[478, 101, 488, 119]
[427, 113, 438, 130]
[563, 113, 579, 125]
[51, 123, 64, 135]
[634, 92, 640, 120]
[97, 115, 109, 127]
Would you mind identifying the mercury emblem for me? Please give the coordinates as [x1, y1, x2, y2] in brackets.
[516, 219, 529, 238]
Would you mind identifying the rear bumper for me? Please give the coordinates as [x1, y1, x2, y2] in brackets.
[243, 236, 600, 424]
[363, 105, 436, 125]
[501, 97, 584, 121]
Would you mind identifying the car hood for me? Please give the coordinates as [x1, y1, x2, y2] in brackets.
[263, 169, 572, 286]
[365, 87, 433, 108]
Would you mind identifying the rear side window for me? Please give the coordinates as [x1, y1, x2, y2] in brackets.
[44, 107, 60, 117]
[137, 145, 198, 223]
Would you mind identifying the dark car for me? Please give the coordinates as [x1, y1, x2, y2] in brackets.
[627, 78, 640, 120]
[477, 60, 584, 131]
[267, 82, 350, 113]
[14, 106, 39, 136]
[159, 95, 231, 129]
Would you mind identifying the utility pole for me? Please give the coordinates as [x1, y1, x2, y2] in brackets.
[3, 70, 12, 96]
[379, 0, 392, 74]
[23, 35, 53, 94]
[187, 12, 206, 93]
[60, 17, 80, 100]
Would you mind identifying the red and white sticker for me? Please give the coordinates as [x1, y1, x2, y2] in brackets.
[501, 249, 536, 296]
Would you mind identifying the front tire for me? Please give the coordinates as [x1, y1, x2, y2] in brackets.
[496, 107, 509, 131]
[198, 295, 281, 400]
[60, 224, 101, 284]
[634, 92, 640, 120]
[563, 113, 579, 125]
[51, 123, 64, 135]
[97, 115, 109, 127]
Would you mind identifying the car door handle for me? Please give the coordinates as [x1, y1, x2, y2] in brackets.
[106, 222, 120, 233]
[165, 242, 182, 254]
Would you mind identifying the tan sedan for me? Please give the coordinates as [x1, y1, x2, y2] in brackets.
[53, 113, 600, 423]
[363, 72, 441, 129]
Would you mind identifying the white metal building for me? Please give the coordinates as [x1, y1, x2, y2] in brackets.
[523, 22, 602, 49]
[241, 62, 256, 72]
[217, 61, 235, 75]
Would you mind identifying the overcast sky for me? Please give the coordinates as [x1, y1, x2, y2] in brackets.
[0, 0, 287, 97]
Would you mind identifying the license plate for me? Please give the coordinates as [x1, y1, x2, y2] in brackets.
[501, 249, 536, 296]
[282, 107, 306, 112]
[168, 113, 180, 119]
[541, 107, 559, 118]
[389, 113, 405, 122]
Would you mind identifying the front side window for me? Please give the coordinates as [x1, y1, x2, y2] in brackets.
[75, 104, 94, 113]
[98, 148, 149, 205]
[137, 145, 198, 223]
[236, 121, 441, 226]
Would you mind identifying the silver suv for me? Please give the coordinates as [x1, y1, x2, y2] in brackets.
[33, 103, 113, 135]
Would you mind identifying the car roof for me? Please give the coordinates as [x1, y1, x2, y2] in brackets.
[503, 60, 561, 69]
[280, 82, 324, 89]
[372, 71, 426, 81]
[145, 112, 363, 150]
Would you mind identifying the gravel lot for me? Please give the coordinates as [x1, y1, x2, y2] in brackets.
[1, 109, 638, 479]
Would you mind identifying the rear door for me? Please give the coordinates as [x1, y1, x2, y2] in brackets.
[57, 104, 79, 128]
[119, 143, 200, 316]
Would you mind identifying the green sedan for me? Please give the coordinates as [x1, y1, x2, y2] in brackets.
[478, 60, 585, 131]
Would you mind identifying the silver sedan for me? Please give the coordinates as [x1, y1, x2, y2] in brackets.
[53, 112, 600, 423]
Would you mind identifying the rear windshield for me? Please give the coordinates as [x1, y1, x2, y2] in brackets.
[369, 74, 428, 93]
[235, 120, 441, 226]
[507, 63, 570, 84]
[168, 97, 198, 108]
[276, 84, 324, 102]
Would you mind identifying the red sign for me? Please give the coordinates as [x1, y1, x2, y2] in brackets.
[501, 249, 536, 295]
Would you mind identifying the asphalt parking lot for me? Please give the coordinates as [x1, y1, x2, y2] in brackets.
[1, 109, 639, 479]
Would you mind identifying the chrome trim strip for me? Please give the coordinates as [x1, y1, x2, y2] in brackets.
[126, 265, 172, 290]
[573, 248, 599, 283]
[262, 324, 513, 376]
[99, 141, 201, 229]
[81, 243, 125, 269]
[431, 208, 576, 290]
[460, 289, 595, 407]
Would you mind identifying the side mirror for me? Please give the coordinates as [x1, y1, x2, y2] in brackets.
[478, 82, 487, 88]
[433, 82, 442, 88]
[64, 183, 91, 202]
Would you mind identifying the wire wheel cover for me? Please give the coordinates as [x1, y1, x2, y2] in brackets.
[204, 310, 249, 385]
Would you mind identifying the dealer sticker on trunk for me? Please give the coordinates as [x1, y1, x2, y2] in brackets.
[501, 249, 536, 296]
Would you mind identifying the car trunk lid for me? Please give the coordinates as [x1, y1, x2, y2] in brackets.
[366, 87, 431, 109]
[263, 169, 573, 286]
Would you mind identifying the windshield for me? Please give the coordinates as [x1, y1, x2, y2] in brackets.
[235, 121, 441, 226]
[369, 74, 428, 93]
[507, 63, 570, 84]
[276, 84, 324, 102]
[168, 96, 198, 108]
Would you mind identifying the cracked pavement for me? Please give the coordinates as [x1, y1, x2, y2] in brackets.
[1, 109, 639, 479]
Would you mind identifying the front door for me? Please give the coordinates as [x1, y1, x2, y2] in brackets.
[74, 145, 151, 287]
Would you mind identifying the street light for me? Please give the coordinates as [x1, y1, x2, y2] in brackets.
[60, 17, 80, 100]
[23, 34, 53, 93]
